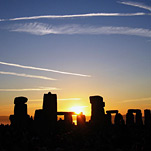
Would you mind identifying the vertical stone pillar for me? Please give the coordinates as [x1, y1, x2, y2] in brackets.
[144, 109, 151, 127]
[9, 96, 30, 129]
[126, 111, 134, 126]
[77, 112, 86, 127]
[64, 113, 73, 125]
[114, 113, 124, 126]
[136, 110, 143, 126]
[43, 92, 57, 125]
[90, 96, 105, 126]
[106, 113, 112, 125]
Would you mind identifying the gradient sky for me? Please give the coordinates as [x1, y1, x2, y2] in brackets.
[0, 0, 151, 117]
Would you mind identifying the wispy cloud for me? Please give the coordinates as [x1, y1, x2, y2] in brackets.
[0, 71, 56, 81]
[9, 23, 151, 38]
[0, 61, 90, 77]
[58, 98, 81, 101]
[121, 97, 151, 103]
[0, 12, 148, 22]
[28, 98, 82, 102]
[0, 19, 5, 21]
[0, 87, 60, 91]
[118, 1, 151, 11]
[147, 39, 151, 42]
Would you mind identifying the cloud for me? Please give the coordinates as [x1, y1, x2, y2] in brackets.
[0, 87, 60, 91]
[118, 1, 151, 11]
[9, 23, 151, 38]
[0, 61, 91, 77]
[147, 39, 151, 42]
[0, 71, 56, 81]
[0, 12, 148, 22]
[121, 97, 151, 103]
[23, 98, 82, 105]
[58, 98, 81, 101]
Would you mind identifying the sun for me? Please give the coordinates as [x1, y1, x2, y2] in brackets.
[70, 106, 84, 115]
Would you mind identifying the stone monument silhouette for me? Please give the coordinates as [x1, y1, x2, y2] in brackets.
[9, 96, 31, 129]
[34, 92, 57, 134]
[90, 95, 105, 126]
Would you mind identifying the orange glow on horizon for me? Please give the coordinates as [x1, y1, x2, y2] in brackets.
[70, 106, 87, 115]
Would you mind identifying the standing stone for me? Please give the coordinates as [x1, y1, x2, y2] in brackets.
[14, 97, 27, 117]
[106, 110, 119, 125]
[64, 113, 73, 125]
[34, 92, 57, 135]
[144, 109, 151, 127]
[114, 113, 124, 126]
[136, 110, 143, 126]
[10, 96, 30, 129]
[90, 96, 105, 126]
[77, 112, 86, 127]
[43, 92, 57, 125]
[126, 111, 134, 126]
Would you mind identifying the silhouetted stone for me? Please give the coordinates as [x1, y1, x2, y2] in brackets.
[106, 113, 112, 125]
[14, 96, 27, 104]
[43, 92, 57, 125]
[144, 109, 151, 127]
[77, 112, 86, 127]
[64, 113, 73, 125]
[14, 96, 28, 118]
[126, 111, 134, 126]
[106, 110, 118, 114]
[34, 109, 45, 122]
[90, 95, 105, 126]
[57, 112, 75, 126]
[33, 92, 58, 135]
[126, 109, 143, 126]
[34, 109, 46, 134]
[114, 113, 125, 126]
[14, 103, 27, 116]
[9, 96, 31, 129]
[135, 110, 143, 126]
[106, 110, 119, 125]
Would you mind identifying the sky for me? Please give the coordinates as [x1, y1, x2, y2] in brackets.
[0, 0, 151, 117]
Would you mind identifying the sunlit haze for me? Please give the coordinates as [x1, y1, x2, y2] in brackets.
[70, 106, 87, 115]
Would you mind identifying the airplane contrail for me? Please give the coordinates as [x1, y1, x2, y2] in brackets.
[118, 1, 151, 12]
[0, 71, 56, 81]
[0, 87, 60, 91]
[29, 98, 82, 103]
[0, 12, 149, 22]
[120, 97, 151, 103]
[0, 61, 91, 77]
[58, 98, 81, 101]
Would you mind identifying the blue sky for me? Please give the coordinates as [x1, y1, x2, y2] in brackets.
[0, 0, 151, 116]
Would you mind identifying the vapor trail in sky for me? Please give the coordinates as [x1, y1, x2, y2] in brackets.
[121, 97, 151, 103]
[0, 87, 60, 91]
[0, 61, 91, 77]
[0, 12, 149, 21]
[0, 71, 56, 81]
[118, 1, 151, 11]
[29, 98, 82, 102]
[58, 98, 81, 101]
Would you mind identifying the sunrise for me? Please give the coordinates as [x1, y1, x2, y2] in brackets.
[0, 0, 151, 150]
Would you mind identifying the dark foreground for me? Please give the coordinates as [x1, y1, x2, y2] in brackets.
[0, 124, 151, 151]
